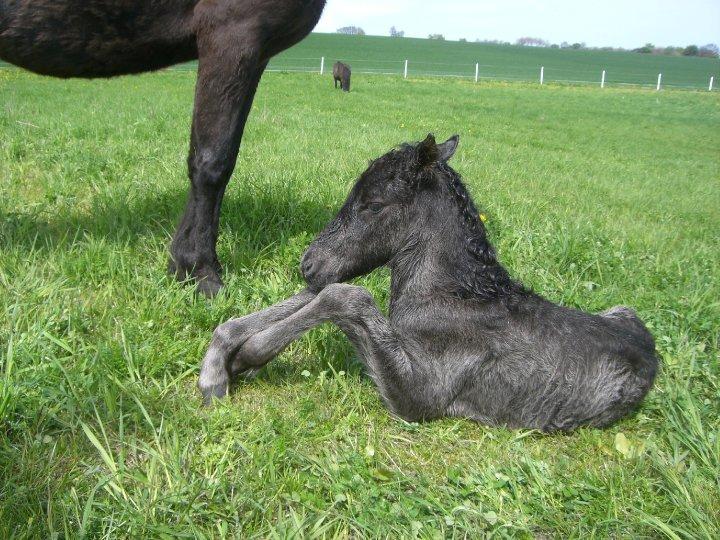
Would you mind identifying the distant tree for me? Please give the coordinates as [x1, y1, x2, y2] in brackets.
[337, 26, 365, 36]
[476, 39, 511, 46]
[459, 38, 467, 43]
[428, 34, 445, 40]
[516, 37, 549, 47]
[571, 42, 586, 50]
[560, 41, 570, 49]
[632, 43, 654, 53]
[698, 43, 719, 58]
[550, 43, 559, 49]
[389, 26, 404, 38]
[683, 44, 699, 56]
[663, 46, 682, 56]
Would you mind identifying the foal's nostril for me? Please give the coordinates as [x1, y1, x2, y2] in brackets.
[301, 259, 315, 278]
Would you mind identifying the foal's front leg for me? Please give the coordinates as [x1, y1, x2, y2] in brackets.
[199, 289, 316, 405]
[231, 284, 428, 420]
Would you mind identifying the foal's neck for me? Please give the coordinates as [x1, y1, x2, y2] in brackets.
[389, 175, 522, 307]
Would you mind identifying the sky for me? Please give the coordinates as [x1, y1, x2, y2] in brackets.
[314, 0, 720, 49]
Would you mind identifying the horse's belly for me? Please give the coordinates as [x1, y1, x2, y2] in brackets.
[0, 1, 198, 77]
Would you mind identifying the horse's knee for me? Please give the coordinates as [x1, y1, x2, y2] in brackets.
[188, 147, 233, 190]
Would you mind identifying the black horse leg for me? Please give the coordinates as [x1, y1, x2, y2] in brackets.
[170, 35, 267, 297]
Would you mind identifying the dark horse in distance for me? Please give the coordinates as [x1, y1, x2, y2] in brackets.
[199, 135, 658, 431]
[332, 61, 350, 92]
[0, 0, 327, 296]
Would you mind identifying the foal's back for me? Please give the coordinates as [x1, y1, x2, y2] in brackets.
[436, 294, 658, 431]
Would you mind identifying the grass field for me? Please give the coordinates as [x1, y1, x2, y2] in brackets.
[264, 33, 720, 89]
[1, 68, 719, 537]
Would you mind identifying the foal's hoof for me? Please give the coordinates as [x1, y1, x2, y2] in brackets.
[200, 383, 228, 407]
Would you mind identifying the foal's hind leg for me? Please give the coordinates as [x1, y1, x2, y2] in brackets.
[170, 24, 268, 297]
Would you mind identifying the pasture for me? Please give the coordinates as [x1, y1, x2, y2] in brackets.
[263, 33, 718, 89]
[1, 67, 719, 537]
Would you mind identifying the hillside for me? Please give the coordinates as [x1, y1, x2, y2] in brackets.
[267, 33, 719, 89]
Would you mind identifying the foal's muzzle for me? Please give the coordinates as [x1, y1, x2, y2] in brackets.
[300, 247, 335, 291]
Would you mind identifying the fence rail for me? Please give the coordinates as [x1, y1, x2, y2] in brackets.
[1, 57, 717, 91]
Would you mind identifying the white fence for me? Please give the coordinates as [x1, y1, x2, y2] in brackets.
[1, 57, 716, 91]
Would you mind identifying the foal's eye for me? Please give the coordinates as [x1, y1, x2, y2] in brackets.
[367, 202, 383, 213]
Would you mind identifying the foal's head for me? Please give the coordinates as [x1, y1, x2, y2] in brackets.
[301, 134, 462, 290]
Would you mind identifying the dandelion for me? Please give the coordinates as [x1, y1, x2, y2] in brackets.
[479, 213, 488, 222]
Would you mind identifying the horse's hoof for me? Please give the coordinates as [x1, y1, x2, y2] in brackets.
[168, 255, 223, 297]
[196, 273, 223, 298]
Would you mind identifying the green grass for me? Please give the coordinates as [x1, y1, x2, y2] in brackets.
[265, 33, 720, 89]
[1, 69, 719, 538]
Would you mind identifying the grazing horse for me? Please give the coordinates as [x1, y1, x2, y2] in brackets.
[0, 0, 327, 296]
[332, 61, 350, 91]
[199, 134, 659, 431]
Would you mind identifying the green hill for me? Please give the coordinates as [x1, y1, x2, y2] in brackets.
[266, 33, 718, 90]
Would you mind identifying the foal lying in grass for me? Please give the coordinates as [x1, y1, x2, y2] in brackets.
[199, 135, 658, 431]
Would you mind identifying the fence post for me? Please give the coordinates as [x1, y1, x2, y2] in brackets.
[540, 66, 544, 85]
[404, 59, 408, 79]
[601, 70, 606, 88]
[656, 73, 662, 91]
[475, 63, 479, 82]
[320, 56, 324, 75]
[710, 76, 714, 91]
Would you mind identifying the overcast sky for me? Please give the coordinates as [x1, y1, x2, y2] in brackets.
[315, 0, 720, 48]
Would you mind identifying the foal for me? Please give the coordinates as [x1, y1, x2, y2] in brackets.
[199, 135, 659, 431]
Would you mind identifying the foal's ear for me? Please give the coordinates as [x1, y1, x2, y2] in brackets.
[417, 133, 459, 167]
[437, 135, 459, 162]
[417, 133, 439, 167]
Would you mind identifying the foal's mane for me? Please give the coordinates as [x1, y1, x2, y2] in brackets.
[436, 161, 527, 302]
[377, 145, 525, 306]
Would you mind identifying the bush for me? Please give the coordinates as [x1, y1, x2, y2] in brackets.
[337, 26, 365, 36]
[698, 44, 719, 58]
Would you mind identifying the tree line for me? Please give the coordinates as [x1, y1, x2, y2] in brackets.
[335, 27, 719, 58]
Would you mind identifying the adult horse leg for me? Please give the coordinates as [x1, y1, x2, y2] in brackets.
[170, 29, 268, 297]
